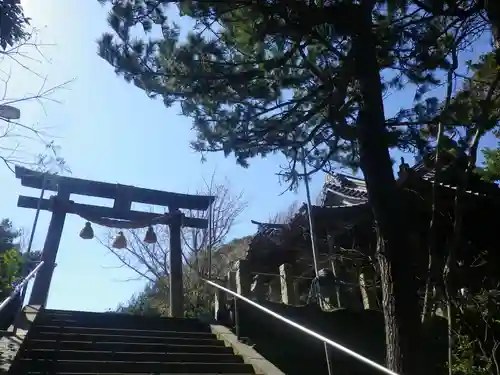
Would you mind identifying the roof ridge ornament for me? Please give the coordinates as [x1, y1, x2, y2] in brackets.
[325, 172, 350, 187]
[398, 157, 411, 179]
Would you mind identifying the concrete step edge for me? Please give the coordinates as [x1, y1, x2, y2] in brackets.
[33, 325, 213, 335]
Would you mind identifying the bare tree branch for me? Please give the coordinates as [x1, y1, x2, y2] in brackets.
[97, 170, 247, 286]
[96, 226, 169, 283]
[267, 201, 300, 224]
[182, 172, 247, 273]
[0, 27, 73, 174]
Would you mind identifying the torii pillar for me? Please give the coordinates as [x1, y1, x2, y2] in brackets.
[29, 193, 69, 307]
[15, 166, 214, 317]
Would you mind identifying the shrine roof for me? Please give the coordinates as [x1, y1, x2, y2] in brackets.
[321, 154, 500, 204]
[323, 172, 369, 204]
[251, 153, 500, 241]
[406, 155, 500, 198]
[244, 152, 500, 269]
[249, 202, 370, 245]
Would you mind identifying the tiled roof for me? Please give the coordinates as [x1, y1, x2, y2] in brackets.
[246, 155, 500, 268]
[322, 172, 369, 204]
[322, 154, 500, 202]
[250, 154, 499, 251]
[250, 220, 289, 247]
[251, 220, 286, 237]
[407, 155, 498, 198]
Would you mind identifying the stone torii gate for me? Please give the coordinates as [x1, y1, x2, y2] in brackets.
[15, 166, 215, 317]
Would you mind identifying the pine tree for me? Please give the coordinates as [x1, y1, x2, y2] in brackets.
[0, 0, 30, 50]
[95, 1, 486, 372]
[480, 143, 500, 182]
[0, 219, 21, 298]
[0, 219, 19, 253]
[0, 219, 41, 297]
[466, 53, 500, 183]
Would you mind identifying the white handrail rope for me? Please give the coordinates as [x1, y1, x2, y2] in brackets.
[203, 277, 400, 375]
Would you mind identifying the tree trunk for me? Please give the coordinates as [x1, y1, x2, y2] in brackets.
[485, 1, 500, 50]
[352, 3, 423, 374]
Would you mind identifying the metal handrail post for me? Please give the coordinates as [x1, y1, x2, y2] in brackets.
[301, 148, 333, 375]
[233, 297, 240, 340]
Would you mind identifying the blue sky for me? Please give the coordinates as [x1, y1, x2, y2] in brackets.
[0, 1, 495, 312]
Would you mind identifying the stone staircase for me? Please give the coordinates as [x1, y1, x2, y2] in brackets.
[7, 309, 260, 374]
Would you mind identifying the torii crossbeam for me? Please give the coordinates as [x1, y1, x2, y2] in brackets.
[15, 166, 215, 317]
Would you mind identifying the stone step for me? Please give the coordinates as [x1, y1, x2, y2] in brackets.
[28, 331, 225, 346]
[37, 314, 210, 333]
[16, 359, 256, 374]
[11, 310, 258, 374]
[18, 373, 249, 375]
[42, 309, 202, 326]
[25, 339, 235, 354]
[31, 324, 216, 339]
[24, 349, 243, 363]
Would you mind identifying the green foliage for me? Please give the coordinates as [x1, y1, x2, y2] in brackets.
[0, 218, 20, 253]
[96, 2, 500, 373]
[478, 143, 500, 183]
[0, 0, 30, 50]
[478, 131, 500, 184]
[452, 334, 490, 375]
[448, 53, 500, 137]
[0, 219, 41, 299]
[95, 0, 483, 185]
[451, 290, 500, 375]
[0, 247, 22, 295]
[0, 219, 22, 298]
[457, 53, 500, 183]
[116, 283, 162, 316]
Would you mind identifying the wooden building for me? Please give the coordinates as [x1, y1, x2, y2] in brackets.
[230, 153, 500, 311]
